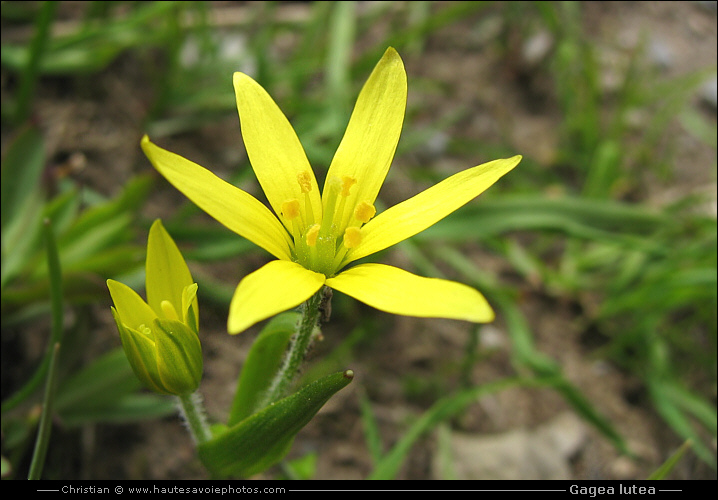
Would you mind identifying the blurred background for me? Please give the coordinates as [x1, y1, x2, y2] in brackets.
[1, 1, 716, 480]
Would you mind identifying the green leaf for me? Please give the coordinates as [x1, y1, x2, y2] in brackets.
[54, 348, 143, 411]
[359, 390, 384, 465]
[58, 394, 175, 426]
[282, 452, 318, 480]
[417, 195, 667, 249]
[369, 377, 529, 480]
[54, 348, 175, 426]
[0, 126, 46, 289]
[648, 378, 717, 468]
[199, 370, 354, 478]
[228, 312, 300, 425]
[0, 2, 184, 76]
[436, 245, 630, 456]
[27, 218, 63, 479]
[0, 125, 45, 229]
[1, 219, 61, 413]
[648, 440, 693, 480]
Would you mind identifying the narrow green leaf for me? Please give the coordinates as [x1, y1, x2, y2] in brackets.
[54, 346, 175, 426]
[58, 174, 151, 244]
[359, 390, 384, 465]
[281, 452, 318, 480]
[436, 422, 458, 480]
[54, 348, 141, 411]
[0, 125, 45, 228]
[369, 377, 529, 480]
[648, 440, 693, 480]
[14, 1, 58, 123]
[0, 126, 46, 289]
[228, 312, 300, 426]
[417, 195, 667, 249]
[648, 379, 717, 468]
[325, 1, 355, 114]
[58, 394, 175, 426]
[27, 343, 60, 480]
[436, 245, 630, 456]
[28, 218, 63, 479]
[199, 370, 354, 478]
[665, 382, 717, 435]
[1, 2, 183, 75]
[1, 219, 63, 413]
[583, 140, 621, 198]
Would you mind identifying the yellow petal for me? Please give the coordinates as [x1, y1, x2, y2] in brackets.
[146, 219, 195, 321]
[233, 72, 323, 229]
[228, 260, 326, 334]
[141, 136, 292, 261]
[107, 279, 157, 330]
[182, 283, 200, 334]
[348, 156, 521, 263]
[326, 263, 494, 322]
[323, 47, 407, 229]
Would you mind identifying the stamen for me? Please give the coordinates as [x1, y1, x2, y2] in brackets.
[281, 199, 304, 256]
[330, 227, 361, 274]
[341, 176, 357, 197]
[281, 199, 301, 219]
[354, 202, 376, 224]
[343, 227, 362, 249]
[297, 171, 313, 193]
[160, 300, 179, 321]
[306, 224, 321, 247]
[331, 176, 358, 232]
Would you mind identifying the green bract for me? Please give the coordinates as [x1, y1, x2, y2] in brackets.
[107, 219, 201, 396]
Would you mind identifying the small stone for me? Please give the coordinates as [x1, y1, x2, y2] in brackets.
[700, 76, 717, 109]
[522, 31, 554, 68]
[433, 412, 587, 480]
[647, 37, 673, 70]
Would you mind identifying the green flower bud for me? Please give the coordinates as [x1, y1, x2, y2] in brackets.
[107, 219, 202, 396]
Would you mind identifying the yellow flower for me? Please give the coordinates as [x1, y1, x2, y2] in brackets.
[107, 219, 202, 395]
[141, 47, 521, 334]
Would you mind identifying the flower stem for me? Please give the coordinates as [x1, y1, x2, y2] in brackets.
[177, 391, 211, 444]
[261, 287, 325, 407]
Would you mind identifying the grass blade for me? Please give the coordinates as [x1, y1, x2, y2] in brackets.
[27, 218, 63, 479]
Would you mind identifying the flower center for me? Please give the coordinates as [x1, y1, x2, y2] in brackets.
[282, 170, 376, 276]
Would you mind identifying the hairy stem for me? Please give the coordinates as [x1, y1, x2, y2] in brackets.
[177, 391, 211, 444]
[261, 287, 325, 407]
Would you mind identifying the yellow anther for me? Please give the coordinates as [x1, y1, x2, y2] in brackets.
[341, 176, 357, 197]
[281, 199, 301, 219]
[354, 202, 376, 223]
[297, 170, 313, 193]
[306, 224, 321, 247]
[343, 227, 362, 249]
[160, 300, 179, 321]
